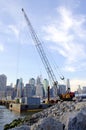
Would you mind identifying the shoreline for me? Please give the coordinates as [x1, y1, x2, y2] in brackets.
[4, 100, 86, 130]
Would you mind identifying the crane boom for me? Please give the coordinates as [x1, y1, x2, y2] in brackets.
[22, 9, 57, 82]
[22, 8, 58, 96]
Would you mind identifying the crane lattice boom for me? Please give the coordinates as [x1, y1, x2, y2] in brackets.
[22, 8, 64, 97]
[22, 8, 58, 96]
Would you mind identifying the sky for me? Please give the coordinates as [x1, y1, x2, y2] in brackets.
[0, 0, 86, 91]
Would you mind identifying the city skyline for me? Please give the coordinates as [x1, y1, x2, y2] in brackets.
[0, 0, 86, 91]
[0, 73, 85, 92]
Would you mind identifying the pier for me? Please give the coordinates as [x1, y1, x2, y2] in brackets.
[0, 99, 46, 113]
[0, 100, 15, 108]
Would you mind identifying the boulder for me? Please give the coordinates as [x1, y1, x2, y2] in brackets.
[68, 107, 86, 130]
[75, 102, 86, 111]
[31, 116, 64, 130]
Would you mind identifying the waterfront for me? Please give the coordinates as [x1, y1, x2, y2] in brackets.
[0, 105, 26, 130]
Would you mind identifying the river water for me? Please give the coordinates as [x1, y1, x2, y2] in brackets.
[0, 105, 27, 130]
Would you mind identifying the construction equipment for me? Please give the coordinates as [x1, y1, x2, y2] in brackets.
[22, 8, 74, 101]
[59, 91, 75, 101]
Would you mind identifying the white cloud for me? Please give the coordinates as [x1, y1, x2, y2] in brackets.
[57, 6, 73, 31]
[8, 25, 19, 39]
[0, 1, 28, 43]
[70, 79, 86, 91]
[43, 6, 86, 72]
[64, 66, 75, 72]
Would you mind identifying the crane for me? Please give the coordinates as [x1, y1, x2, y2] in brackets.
[22, 8, 64, 98]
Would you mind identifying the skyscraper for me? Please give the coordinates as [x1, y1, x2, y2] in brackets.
[66, 78, 70, 91]
[82, 86, 86, 93]
[58, 84, 66, 94]
[43, 79, 49, 97]
[36, 83, 43, 98]
[29, 78, 35, 86]
[17, 78, 24, 98]
[35, 76, 43, 98]
[36, 76, 41, 85]
[0, 74, 7, 91]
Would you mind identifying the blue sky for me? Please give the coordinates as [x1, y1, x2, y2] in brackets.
[0, 0, 86, 91]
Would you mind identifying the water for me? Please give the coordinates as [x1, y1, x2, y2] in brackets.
[0, 105, 26, 130]
[0, 105, 41, 130]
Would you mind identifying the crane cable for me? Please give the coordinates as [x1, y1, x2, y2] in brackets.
[43, 41, 65, 81]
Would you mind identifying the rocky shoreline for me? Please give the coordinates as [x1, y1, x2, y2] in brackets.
[4, 100, 86, 130]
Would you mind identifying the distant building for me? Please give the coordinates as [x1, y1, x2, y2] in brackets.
[0, 74, 7, 91]
[36, 76, 41, 85]
[0, 91, 6, 99]
[36, 83, 43, 98]
[66, 78, 70, 90]
[82, 86, 86, 93]
[17, 78, 24, 98]
[29, 78, 35, 86]
[31, 84, 36, 96]
[77, 85, 82, 94]
[35, 76, 43, 98]
[23, 84, 31, 97]
[6, 85, 14, 100]
[23, 83, 36, 97]
[16, 79, 20, 89]
[43, 79, 49, 97]
[58, 84, 66, 94]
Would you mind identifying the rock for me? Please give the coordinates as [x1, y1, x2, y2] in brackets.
[68, 107, 86, 130]
[31, 117, 64, 130]
[75, 102, 86, 111]
[60, 111, 78, 130]
[5, 101, 86, 130]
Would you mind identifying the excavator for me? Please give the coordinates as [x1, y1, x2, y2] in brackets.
[22, 8, 75, 101]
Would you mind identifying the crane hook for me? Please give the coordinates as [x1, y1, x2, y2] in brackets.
[60, 76, 64, 80]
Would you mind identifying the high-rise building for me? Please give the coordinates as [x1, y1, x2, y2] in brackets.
[43, 79, 49, 97]
[0, 91, 6, 100]
[35, 76, 44, 98]
[36, 83, 43, 98]
[36, 76, 41, 85]
[0, 74, 7, 91]
[77, 85, 82, 94]
[66, 78, 70, 91]
[17, 78, 24, 98]
[29, 78, 35, 86]
[58, 84, 66, 94]
[23, 83, 36, 97]
[82, 86, 86, 93]
[23, 84, 31, 97]
[6, 84, 14, 100]
[16, 79, 20, 89]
